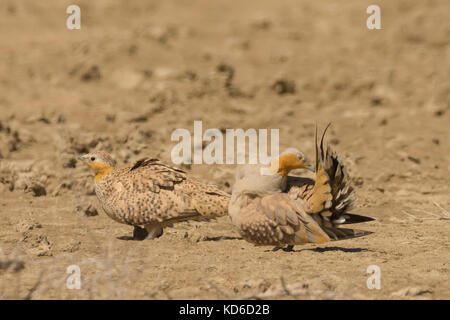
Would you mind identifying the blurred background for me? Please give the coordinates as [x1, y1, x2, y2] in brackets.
[0, 0, 449, 299]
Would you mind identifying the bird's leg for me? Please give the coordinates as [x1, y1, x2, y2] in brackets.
[272, 245, 295, 252]
[144, 222, 164, 239]
[133, 223, 164, 240]
[133, 226, 149, 240]
[283, 245, 294, 252]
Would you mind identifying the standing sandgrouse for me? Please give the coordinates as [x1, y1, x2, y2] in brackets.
[228, 124, 373, 251]
[78, 152, 230, 240]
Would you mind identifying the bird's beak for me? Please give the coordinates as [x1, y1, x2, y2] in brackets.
[307, 164, 315, 173]
[78, 155, 86, 162]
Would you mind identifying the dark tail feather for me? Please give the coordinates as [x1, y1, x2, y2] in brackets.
[317, 124, 356, 218]
[323, 227, 373, 241]
[339, 213, 375, 225]
[314, 124, 374, 233]
[320, 122, 332, 163]
[314, 124, 319, 172]
[307, 124, 333, 213]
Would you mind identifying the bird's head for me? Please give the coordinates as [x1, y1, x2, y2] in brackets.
[269, 148, 314, 176]
[78, 151, 116, 183]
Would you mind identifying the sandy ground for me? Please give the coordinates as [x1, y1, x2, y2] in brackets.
[0, 0, 449, 299]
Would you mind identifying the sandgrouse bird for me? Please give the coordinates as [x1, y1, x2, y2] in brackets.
[78, 152, 230, 240]
[228, 124, 373, 251]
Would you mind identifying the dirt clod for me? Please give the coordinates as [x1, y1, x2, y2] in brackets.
[272, 79, 296, 95]
[76, 203, 99, 217]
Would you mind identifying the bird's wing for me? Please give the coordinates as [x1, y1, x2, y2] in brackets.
[177, 177, 230, 217]
[233, 192, 331, 246]
[288, 124, 358, 216]
[287, 125, 373, 235]
[103, 158, 228, 225]
[128, 157, 187, 191]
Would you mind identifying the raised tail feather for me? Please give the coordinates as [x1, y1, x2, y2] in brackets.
[311, 124, 374, 238]
[318, 127, 356, 220]
[304, 125, 333, 213]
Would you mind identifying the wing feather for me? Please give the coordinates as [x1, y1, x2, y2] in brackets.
[234, 193, 330, 246]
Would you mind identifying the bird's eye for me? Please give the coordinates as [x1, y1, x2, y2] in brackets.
[297, 154, 303, 160]
[90, 157, 96, 161]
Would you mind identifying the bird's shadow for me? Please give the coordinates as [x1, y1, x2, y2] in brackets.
[266, 246, 372, 253]
[117, 236, 138, 241]
[116, 231, 370, 252]
[117, 235, 243, 241]
[202, 236, 242, 242]
[307, 246, 372, 253]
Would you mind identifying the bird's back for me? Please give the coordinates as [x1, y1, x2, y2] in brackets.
[95, 158, 230, 226]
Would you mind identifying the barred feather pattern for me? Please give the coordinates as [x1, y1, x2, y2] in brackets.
[95, 157, 230, 227]
[321, 146, 355, 221]
[287, 124, 368, 238]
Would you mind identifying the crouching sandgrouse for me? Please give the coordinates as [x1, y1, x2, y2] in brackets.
[79, 152, 230, 240]
[228, 124, 373, 251]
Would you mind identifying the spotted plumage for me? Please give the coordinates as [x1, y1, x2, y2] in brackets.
[228, 124, 373, 250]
[79, 152, 230, 239]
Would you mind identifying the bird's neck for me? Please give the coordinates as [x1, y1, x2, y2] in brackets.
[269, 157, 291, 176]
[95, 169, 114, 183]
[87, 163, 115, 183]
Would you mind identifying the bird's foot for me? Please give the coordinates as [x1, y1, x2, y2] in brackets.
[144, 223, 164, 240]
[133, 224, 164, 240]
